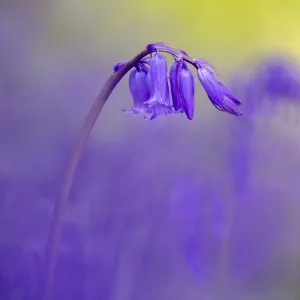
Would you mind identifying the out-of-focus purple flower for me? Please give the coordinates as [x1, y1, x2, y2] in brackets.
[122, 69, 151, 115]
[180, 62, 195, 120]
[144, 52, 170, 107]
[236, 56, 300, 116]
[259, 58, 300, 99]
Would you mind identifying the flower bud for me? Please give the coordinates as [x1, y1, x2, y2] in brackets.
[179, 63, 195, 120]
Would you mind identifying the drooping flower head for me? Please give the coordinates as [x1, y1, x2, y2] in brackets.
[112, 42, 242, 120]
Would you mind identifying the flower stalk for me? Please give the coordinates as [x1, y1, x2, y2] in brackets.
[42, 49, 148, 300]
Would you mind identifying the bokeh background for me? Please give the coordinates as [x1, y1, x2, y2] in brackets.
[1, 0, 300, 299]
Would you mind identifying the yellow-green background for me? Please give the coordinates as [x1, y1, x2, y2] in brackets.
[44, 0, 300, 68]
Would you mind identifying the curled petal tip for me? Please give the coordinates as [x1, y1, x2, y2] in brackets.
[218, 81, 241, 105]
[222, 97, 243, 116]
[121, 108, 138, 115]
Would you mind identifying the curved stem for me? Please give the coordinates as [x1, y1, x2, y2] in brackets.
[42, 48, 149, 300]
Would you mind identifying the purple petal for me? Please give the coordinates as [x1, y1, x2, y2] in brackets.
[218, 82, 241, 105]
[197, 66, 224, 106]
[222, 96, 243, 116]
[121, 108, 139, 115]
[123, 69, 151, 114]
[144, 103, 173, 120]
[170, 60, 184, 111]
[145, 53, 170, 107]
[179, 63, 195, 120]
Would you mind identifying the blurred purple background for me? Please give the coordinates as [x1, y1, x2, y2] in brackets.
[2, 1, 300, 300]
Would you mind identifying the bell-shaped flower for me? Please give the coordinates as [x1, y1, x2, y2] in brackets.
[122, 68, 151, 115]
[144, 52, 170, 107]
[170, 60, 184, 112]
[144, 65, 173, 120]
[197, 66, 224, 107]
[179, 62, 195, 120]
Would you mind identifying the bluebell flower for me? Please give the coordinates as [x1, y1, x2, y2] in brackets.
[170, 59, 195, 119]
[179, 62, 195, 120]
[122, 68, 151, 115]
[114, 42, 242, 120]
[144, 52, 171, 107]
[170, 59, 184, 112]
[145, 64, 173, 120]
[197, 66, 224, 107]
[197, 66, 242, 116]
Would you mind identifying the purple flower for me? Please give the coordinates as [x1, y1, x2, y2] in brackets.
[144, 66, 173, 120]
[179, 62, 195, 120]
[144, 52, 170, 107]
[196, 66, 242, 116]
[115, 42, 243, 120]
[197, 66, 224, 107]
[170, 60, 184, 112]
[260, 58, 300, 98]
[122, 69, 151, 115]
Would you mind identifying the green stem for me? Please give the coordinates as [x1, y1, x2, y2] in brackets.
[42, 48, 149, 300]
